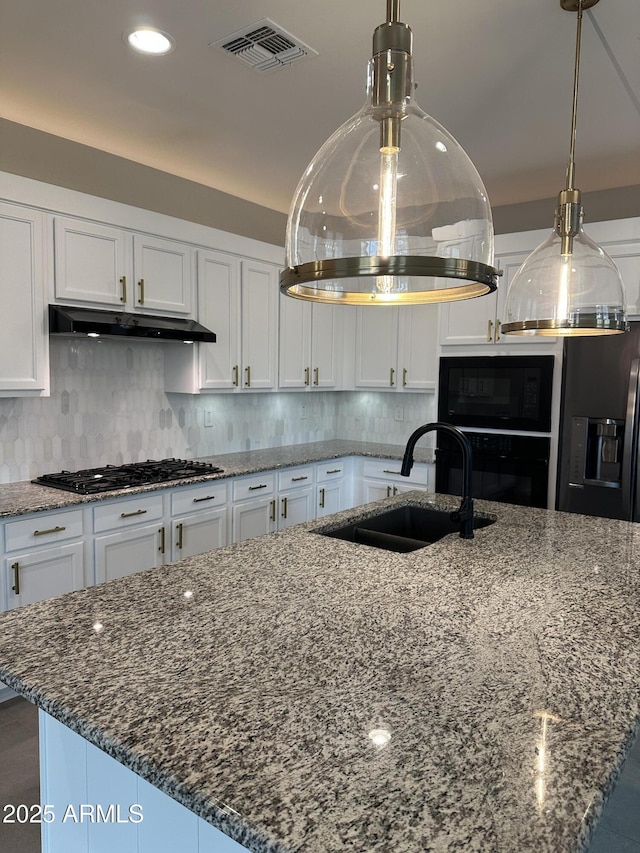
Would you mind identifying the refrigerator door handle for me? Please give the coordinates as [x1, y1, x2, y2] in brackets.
[622, 357, 640, 521]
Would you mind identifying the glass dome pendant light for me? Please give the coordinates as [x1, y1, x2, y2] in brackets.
[279, 0, 500, 305]
[502, 0, 627, 337]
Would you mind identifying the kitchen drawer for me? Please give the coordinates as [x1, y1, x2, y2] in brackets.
[232, 473, 276, 502]
[316, 460, 347, 482]
[277, 466, 314, 491]
[93, 493, 164, 533]
[5, 508, 85, 553]
[171, 480, 228, 516]
[362, 458, 429, 487]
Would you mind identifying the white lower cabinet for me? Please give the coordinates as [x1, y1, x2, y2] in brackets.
[232, 472, 277, 543]
[170, 480, 230, 560]
[4, 542, 84, 609]
[315, 459, 351, 518]
[95, 524, 166, 583]
[355, 458, 433, 506]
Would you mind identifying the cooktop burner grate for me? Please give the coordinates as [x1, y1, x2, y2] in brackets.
[33, 458, 224, 494]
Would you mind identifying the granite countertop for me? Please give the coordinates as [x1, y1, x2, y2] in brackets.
[1, 491, 640, 852]
[0, 439, 434, 519]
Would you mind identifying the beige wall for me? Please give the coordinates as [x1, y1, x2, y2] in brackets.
[1, 118, 638, 244]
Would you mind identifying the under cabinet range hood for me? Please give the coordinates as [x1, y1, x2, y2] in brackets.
[48, 305, 216, 343]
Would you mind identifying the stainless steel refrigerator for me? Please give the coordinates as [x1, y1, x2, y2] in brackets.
[557, 322, 640, 520]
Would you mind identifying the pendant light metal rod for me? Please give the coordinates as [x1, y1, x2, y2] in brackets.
[387, 0, 400, 23]
[566, 0, 584, 191]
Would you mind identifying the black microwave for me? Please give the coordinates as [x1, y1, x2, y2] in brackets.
[438, 355, 554, 432]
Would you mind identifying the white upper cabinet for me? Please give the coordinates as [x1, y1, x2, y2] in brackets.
[0, 202, 49, 396]
[165, 252, 279, 393]
[53, 217, 194, 316]
[353, 303, 438, 390]
[279, 297, 340, 389]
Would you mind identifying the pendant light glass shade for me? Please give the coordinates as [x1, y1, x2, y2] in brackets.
[280, 3, 499, 305]
[502, 214, 627, 336]
[502, 0, 627, 337]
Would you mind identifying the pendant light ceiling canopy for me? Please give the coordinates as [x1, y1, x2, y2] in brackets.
[280, 0, 500, 306]
[502, 0, 627, 337]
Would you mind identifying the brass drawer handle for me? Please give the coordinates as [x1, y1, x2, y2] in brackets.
[326, 468, 341, 474]
[495, 319, 501, 341]
[245, 365, 251, 387]
[232, 365, 239, 387]
[120, 275, 127, 303]
[403, 367, 408, 387]
[158, 527, 165, 554]
[383, 469, 402, 475]
[291, 476, 308, 482]
[138, 278, 145, 305]
[304, 367, 310, 386]
[193, 495, 215, 503]
[319, 487, 325, 508]
[281, 496, 288, 519]
[270, 499, 276, 522]
[313, 367, 319, 386]
[387, 485, 392, 497]
[248, 483, 268, 491]
[487, 319, 493, 342]
[390, 367, 395, 387]
[120, 509, 147, 519]
[176, 522, 183, 550]
[34, 525, 66, 536]
[11, 562, 20, 595]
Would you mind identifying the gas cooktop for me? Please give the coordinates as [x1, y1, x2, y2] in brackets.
[33, 458, 224, 495]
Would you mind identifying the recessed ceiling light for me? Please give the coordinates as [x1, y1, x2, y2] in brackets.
[125, 27, 175, 56]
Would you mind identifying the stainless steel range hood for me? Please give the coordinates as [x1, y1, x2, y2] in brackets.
[48, 305, 216, 343]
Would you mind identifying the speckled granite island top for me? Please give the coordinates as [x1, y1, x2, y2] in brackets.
[1, 491, 640, 852]
[0, 439, 433, 518]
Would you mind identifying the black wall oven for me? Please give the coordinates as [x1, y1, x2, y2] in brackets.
[436, 356, 554, 508]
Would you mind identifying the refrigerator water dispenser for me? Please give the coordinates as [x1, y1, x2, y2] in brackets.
[569, 416, 623, 489]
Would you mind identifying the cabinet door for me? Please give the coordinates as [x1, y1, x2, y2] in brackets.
[311, 303, 339, 388]
[398, 304, 438, 390]
[354, 307, 399, 388]
[241, 260, 279, 389]
[278, 488, 314, 530]
[5, 542, 84, 610]
[172, 507, 229, 560]
[197, 250, 241, 389]
[601, 241, 640, 319]
[0, 203, 48, 394]
[316, 481, 344, 517]
[232, 498, 276, 543]
[494, 252, 555, 346]
[95, 524, 165, 583]
[53, 217, 127, 307]
[133, 234, 193, 315]
[439, 290, 497, 346]
[361, 479, 396, 504]
[279, 294, 311, 389]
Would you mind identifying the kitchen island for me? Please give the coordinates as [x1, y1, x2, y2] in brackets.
[1, 491, 639, 852]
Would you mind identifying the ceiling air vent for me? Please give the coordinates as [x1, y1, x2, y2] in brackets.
[211, 18, 317, 73]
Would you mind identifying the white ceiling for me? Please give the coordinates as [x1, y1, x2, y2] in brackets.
[1, 0, 638, 214]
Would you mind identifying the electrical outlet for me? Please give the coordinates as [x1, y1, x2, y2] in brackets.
[299, 403, 307, 419]
[394, 407, 404, 422]
[204, 409, 214, 428]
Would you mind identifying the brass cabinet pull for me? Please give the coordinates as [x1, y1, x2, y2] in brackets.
[281, 497, 288, 519]
[291, 476, 308, 482]
[193, 495, 215, 503]
[232, 365, 239, 387]
[487, 320, 493, 342]
[383, 469, 402, 475]
[386, 485, 392, 497]
[495, 319, 501, 341]
[326, 468, 341, 474]
[390, 367, 395, 387]
[138, 278, 145, 305]
[248, 483, 268, 491]
[120, 509, 147, 519]
[393, 486, 398, 496]
[176, 522, 183, 550]
[245, 365, 251, 387]
[403, 367, 408, 387]
[158, 527, 165, 554]
[120, 275, 127, 303]
[319, 487, 325, 508]
[304, 367, 310, 386]
[11, 562, 20, 595]
[33, 525, 66, 537]
[269, 499, 276, 522]
[313, 367, 319, 386]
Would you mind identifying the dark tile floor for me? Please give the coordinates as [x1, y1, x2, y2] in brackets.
[1, 696, 640, 853]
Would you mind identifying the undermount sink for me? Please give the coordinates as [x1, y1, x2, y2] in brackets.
[317, 504, 496, 552]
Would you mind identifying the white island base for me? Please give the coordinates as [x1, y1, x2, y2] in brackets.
[39, 711, 250, 853]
